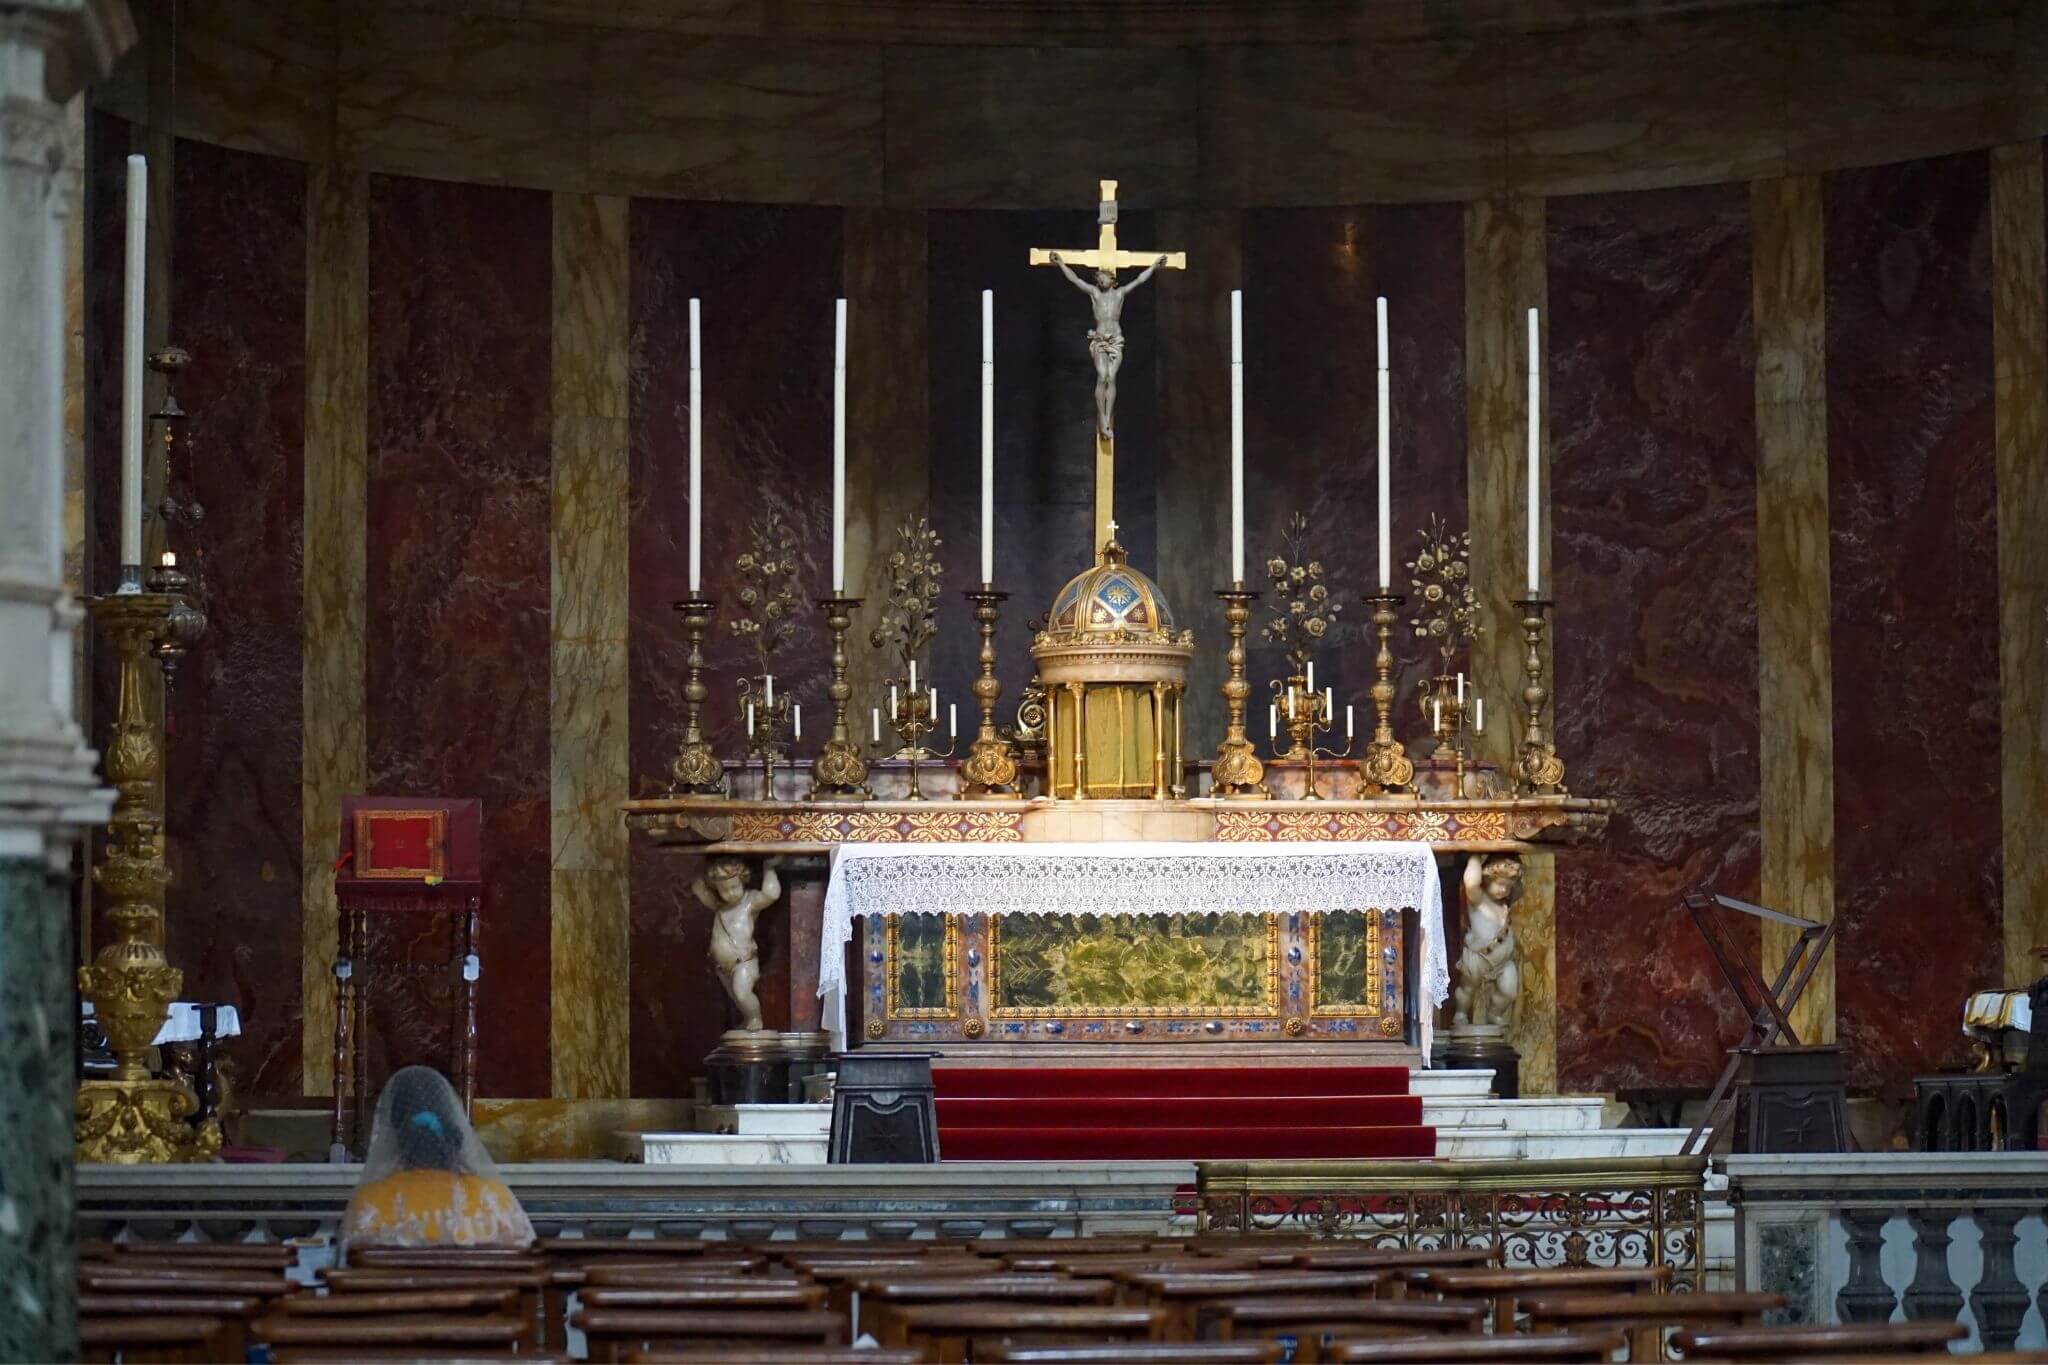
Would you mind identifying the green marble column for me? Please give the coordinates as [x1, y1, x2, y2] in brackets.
[0, 857, 78, 1364]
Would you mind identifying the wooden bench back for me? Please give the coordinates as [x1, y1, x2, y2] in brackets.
[114, 1242, 299, 1270]
[1669, 1319, 1969, 1358]
[572, 1307, 845, 1364]
[1324, 1330, 1629, 1362]
[78, 1313, 233, 1365]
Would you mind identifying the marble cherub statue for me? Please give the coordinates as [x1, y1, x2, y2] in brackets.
[1452, 853, 1523, 1030]
[691, 855, 782, 1034]
[1048, 251, 1168, 438]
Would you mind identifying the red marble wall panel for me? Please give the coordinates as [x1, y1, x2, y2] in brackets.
[1824, 152, 2000, 1087]
[1547, 183, 1762, 1092]
[1241, 205, 1467, 723]
[366, 176, 553, 1098]
[158, 140, 308, 1097]
[627, 199, 844, 1095]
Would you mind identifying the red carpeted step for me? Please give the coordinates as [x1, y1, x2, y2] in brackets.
[936, 1095, 1424, 1130]
[932, 1066, 1411, 1100]
[941, 1125, 1439, 1161]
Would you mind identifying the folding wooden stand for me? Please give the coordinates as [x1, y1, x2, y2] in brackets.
[1682, 890, 1846, 1156]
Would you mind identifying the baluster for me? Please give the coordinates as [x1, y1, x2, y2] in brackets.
[1969, 1207, 2029, 1351]
[1836, 1208, 1898, 1324]
[1901, 1207, 1964, 1326]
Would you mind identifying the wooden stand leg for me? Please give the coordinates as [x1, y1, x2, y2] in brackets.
[461, 904, 478, 1117]
[353, 909, 369, 1154]
[331, 910, 353, 1159]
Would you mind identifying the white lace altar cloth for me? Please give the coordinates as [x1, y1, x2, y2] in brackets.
[820, 840, 1446, 1058]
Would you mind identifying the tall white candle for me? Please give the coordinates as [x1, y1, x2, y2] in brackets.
[981, 289, 995, 584]
[1376, 296, 1391, 591]
[1527, 307, 1541, 595]
[1230, 289, 1245, 585]
[688, 297, 702, 592]
[833, 297, 848, 593]
[121, 154, 147, 571]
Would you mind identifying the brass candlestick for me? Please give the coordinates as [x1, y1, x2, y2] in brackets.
[1513, 596, 1567, 796]
[1270, 673, 1353, 802]
[810, 596, 871, 800]
[668, 595, 727, 797]
[1211, 586, 1268, 799]
[1361, 592, 1416, 796]
[960, 586, 1020, 799]
[76, 566, 220, 1164]
[887, 678, 958, 801]
[738, 675, 794, 800]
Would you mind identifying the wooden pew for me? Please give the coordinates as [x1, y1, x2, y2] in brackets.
[80, 1265, 297, 1308]
[271, 1353, 573, 1363]
[622, 1350, 923, 1364]
[252, 1312, 530, 1357]
[1669, 1319, 1970, 1359]
[78, 1314, 232, 1364]
[1000, 1251, 1265, 1275]
[859, 1275, 1120, 1343]
[545, 1257, 772, 1349]
[1112, 1268, 1385, 1338]
[77, 1293, 262, 1363]
[114, 1240, 299, 1268]
[977, 1344, 1287, 1363]
[1212, 1295, 1488, 1359]
[1291, 1247, 1498, 1273]
[878, 1302, 1169, 1364]
[275, 1287, 522, 1319]
[1323, 1331, 1630, 1362]
[790, 1256, 995, 1322]
[320, 1266, 548, 1349]
[572, 1306, 845, 1363]
[581, 1285, 828, 1313]
[1520, 1289, 1784, 1362]
[1404, 1264, 1672, 1332]
[974, 1238, 1172, 1259]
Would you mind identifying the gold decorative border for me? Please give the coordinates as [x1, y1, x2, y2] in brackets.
[728, 809, 1024, 843]
[883, 914, 959, 1020]
[351, 808, 447, 879]
[1307, 911, 1387, 1019]
[985, 913, 1282, 1020]
[1213, 808, 1511, 843]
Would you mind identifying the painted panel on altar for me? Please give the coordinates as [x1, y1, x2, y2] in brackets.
[866, 908, 1408, 1044]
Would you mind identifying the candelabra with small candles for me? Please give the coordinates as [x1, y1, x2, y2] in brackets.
[1268, 668, 1354, 802]
[876, 667, 957, 801]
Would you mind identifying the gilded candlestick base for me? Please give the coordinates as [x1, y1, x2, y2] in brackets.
[1362, 592, 1415, 795]
[961, 587, 1019, 799]
[669, 595, 728, 798]
[1513, 596, 1568, 796]
[1211, 586, 1268, 799]
[76, 1079, 220, 1165]
[811, 596, 872, 800]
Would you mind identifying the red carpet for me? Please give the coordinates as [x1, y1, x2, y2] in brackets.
[934, 1065, 1436, 1161]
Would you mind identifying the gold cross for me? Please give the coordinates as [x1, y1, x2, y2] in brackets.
[1027, 179, 1188, 275]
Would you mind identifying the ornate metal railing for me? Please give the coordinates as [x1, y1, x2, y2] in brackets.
[1196, 1156, 1706, 1290]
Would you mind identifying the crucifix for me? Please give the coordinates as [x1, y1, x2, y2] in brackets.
[1031, 179, 1186, 553]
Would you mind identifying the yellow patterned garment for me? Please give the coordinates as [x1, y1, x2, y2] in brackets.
[341, 1169, 532, 1248]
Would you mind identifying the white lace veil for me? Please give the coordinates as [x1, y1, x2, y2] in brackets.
[351, 1066, 533, 1246]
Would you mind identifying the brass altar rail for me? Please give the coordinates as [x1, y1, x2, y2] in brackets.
[1196, 1155, 1706, 1290]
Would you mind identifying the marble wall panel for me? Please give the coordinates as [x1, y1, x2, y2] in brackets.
[157, 140, 308, 1098]
[627, 198, 843, 1094]
[366, 176, 554, 1097]
[590, 34, 881, 205]
[1548, 182, 1761, 1093]
[1993, 141, 2048, 979]
[301, 161, 369, 1096]
[926, 209, 1158, 727]
[1241, 205, 1469, 736]
[1825, 152, 2002, 1086]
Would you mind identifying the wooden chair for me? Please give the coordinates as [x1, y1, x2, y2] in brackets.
[977, 1343, 1287, 1363]
[77, 1293, 262, 1363]
[1113, 1268, 1385, 1338]
[1405, 1264, 1673, 1332]
[572, 1307, 845, 1363]
[1323, 1331, 1630, 1362]
[1669, 1319, 1970, 1359]
[877, 1302, 1169, 1364]
[858, 1275, 1120, 1342]
[78, 1314, 233, 1364]
[1212, 1295, 1488, 1356]
[1520, 1289, 1784, 1362]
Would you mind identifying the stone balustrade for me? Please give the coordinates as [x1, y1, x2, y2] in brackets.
[1727, 1153, 2048, 1353]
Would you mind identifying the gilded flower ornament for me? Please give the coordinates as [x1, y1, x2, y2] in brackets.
[1259, 511, 1344, 674]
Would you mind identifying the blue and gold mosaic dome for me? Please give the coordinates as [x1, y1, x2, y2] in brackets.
[1045, 538, 1177, 643]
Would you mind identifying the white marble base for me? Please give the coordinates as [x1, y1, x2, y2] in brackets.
[695, 1103, 833, 1137]
[637, 1132, 828, 1165]
[1408, 1068, 1493, 1099]
[1423, 1097, 1610, 1133]
[1434, 1127, 1694, 1160]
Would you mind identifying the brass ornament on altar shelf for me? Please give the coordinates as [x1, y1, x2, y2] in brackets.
[1407, 514, 1483, 720]
[730, 510, 807, 793]
[960, 587, 1021, 798]
[1210, 587, 1268, 799]
[809, 596, 871, 800]
[1513, 597, 1568, 796]
[668, 595, 727, 797]
[1270, 670, 1352, 802]
[1259, 513, 1343, 679]
[77, 575, 221, 1164]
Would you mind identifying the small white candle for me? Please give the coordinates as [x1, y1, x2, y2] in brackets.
[793, 703, 802, 739]
[1306, 661, 1315, 695]
[832, 297, 848, 593]
[1345, 705, 1355, 739]
[928, 687, 937, 720]
[1230, 289, 1245, 584]
[1456, 672, 1464, 703]
[909, 660, 917, 693]
[1324, 687, 1333, 718]
[1527, 306, 1541, 595]
[1433, 698, 1442, 732]
[1269, 703, 1277, 739]
[747, 701, 756, 735]
[159, 550, 176, 568]
[981, 289, 995, 585]
[948, 703, 957, 736]
[1475, 698, 1485, 734]
[121, 154, 147, 570]
[688, 297, 702, 593]
[889, 684, 898, 717]
[1376, 296, 1391, 591]
[1287, 688, 1296, 719]
[872, 708, 881, 743]
[764, 674, 774, 707]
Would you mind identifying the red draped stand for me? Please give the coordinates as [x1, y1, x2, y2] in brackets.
[330, 797, 484, 1160]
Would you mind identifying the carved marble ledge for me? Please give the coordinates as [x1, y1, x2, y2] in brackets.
[622, 792, 1612, 856]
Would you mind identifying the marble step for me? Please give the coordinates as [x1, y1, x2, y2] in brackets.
[697, 1103, 832, 1137]
[638, 1132, 828, 1165]
[1434, 1126, 1694, 1160]
[1408, 1069, 1495, 1100]
[1421, 1098, 1609, 1133]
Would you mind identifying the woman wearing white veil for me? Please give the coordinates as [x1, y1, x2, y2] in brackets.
[341, 1066, 534, 1252]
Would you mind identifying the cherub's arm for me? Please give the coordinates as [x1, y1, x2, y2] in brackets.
[1463, 855, 1483, 903]
[757, 856, 782, 906]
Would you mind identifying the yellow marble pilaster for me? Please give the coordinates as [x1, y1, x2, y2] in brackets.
[1751, 175, 1836, 1044]
[1463, 195, 1555, 1093]
[301, 161, 368, 1096]
[1993, 142, 2048, 979]
[549, 193, 632, 1099]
